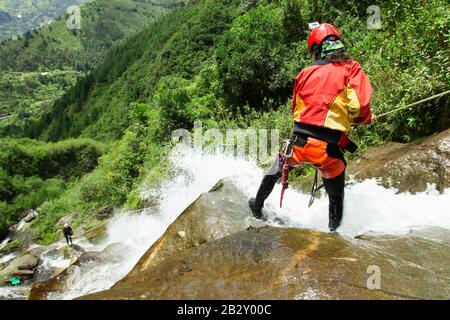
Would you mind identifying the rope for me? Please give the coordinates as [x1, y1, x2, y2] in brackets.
[373, 89, 450, 121]
[0, 115, 14, 121]
[308, 169, 324, 208]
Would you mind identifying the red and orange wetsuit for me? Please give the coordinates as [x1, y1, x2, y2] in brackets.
[252, 58, 373, 230]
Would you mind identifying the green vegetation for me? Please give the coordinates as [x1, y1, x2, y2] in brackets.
[0, 0, 188, 72]
[0, 0, 448, 243]
[0, 138, 105, 239]
[0, 70, 81, 137]
[30, 0, 240, 141]
[26, 0, 449, 144]
[32, 103, 168, 243]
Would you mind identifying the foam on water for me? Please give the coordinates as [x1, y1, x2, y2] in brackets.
[0, 286, 31, 300]
[0, 252, 19, 264]
[189, 150, 450, 237]
[258, 178, 450, 236]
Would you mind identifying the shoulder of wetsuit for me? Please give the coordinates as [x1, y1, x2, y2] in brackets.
[312, 59, 330, 66]
[298, 60, 328, 77]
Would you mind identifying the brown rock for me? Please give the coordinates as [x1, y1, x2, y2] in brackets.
[82, 223, 107, 244]
[96, 206, 114, 220]
[0, 254, 40, 282]
[23, 210, 38, 223]
[60, 244, 84, 260]
[81, 226, 450, 300]
[14, 254, 40, 271]
[78, 179, 450, 300]
[28, 264, 79, 300]
[78, 251, 102, 264]
[11, 269, 35, 279]
[123, 179, 261, 280]
[348, 129, 450, 193]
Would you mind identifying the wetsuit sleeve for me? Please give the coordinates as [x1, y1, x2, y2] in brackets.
[292, 76, 299, 117]
[348, 62, 373, 124]
[292, 70, 307, 122]
[292, 70, 306, 114]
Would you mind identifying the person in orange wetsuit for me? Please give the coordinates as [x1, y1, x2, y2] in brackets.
[249, 22, 374, 231]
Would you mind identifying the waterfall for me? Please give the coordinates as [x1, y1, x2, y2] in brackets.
[2, 147, 449, 299]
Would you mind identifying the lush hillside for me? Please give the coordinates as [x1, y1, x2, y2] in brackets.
[0, 70, 81, 126]
[0, 0, 449, 243]
[0, 137, 105, 238]
[33, 0, 242, 141]
[0, 0, 187, 134]
[0, 0, 88, 41]
[28, 0, 449, 143]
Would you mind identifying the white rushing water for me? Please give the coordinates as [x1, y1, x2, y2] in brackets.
[0, 286, 31, 300]
[0, 252, 19, 264]
[54, 148, 248, 299]
[169, 149, 450, 237]
[62, 148, 450, 298]
[3, 147, 449, 300]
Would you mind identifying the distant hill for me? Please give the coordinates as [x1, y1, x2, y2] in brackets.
[0, 0, 187, 133]
[0, 0, 89, 41]
[0, 0, 188, 72]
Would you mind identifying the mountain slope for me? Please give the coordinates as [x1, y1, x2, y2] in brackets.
[0, 0, 448, 245]
[33, 0, 244, 141]
[0, 0, 187, 133]
[32, 0, 449, 142]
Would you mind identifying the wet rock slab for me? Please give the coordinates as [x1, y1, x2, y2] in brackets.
[124, 179, 261, 276]
[79, 180, 450, 300]
[0, 254, 40, 283]
[82, 226, 450, 300]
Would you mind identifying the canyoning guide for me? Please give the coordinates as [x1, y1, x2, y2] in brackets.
[249, 22, 374, 231]
[63, 223, 74, 246]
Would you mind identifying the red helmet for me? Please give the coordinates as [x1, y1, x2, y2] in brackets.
[307, 23, 341, 52]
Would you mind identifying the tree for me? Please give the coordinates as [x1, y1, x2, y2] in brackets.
[282, 0, 306, 42]
[154, 76, 193, 136]
[216, 5, 292, 111]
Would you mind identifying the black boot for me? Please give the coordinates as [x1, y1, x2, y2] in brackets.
[248, 198, 265, 220]
[328, 197, 343, 232]
[323, 171, 345, 232]
[329, 217, 342, 232]
[328, 213, 342, 232]
[249, 156, 283, 220]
